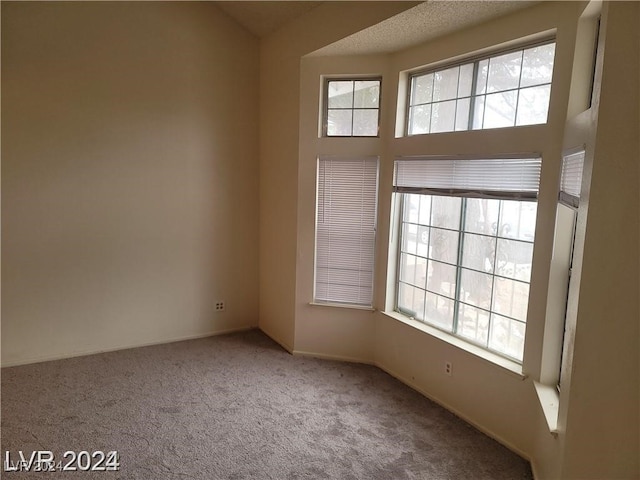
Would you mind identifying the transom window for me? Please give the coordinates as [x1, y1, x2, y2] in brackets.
[393, 156, 542, 362]
[407, 41, 555, 135]
[324, 78, 381, 137]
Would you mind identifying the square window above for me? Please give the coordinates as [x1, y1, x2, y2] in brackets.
[324, 78, 381, 137]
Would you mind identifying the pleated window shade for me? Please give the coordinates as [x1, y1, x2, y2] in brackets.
[393, 155, 542, 200]
[315, 156, 379, 307]
[559, 149, 585, 208]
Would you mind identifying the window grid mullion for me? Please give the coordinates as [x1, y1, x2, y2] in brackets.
[486, 200, 502, 349]
[452, 199, 467, 335]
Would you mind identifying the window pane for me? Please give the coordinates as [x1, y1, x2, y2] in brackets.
[328, 81, 353, 108]
[430, 100, 456, 133]
[475, 59, 489, 94]
[459, 268, 492, 310]
[492, 277, 529, 322]
[487, 50, 522, 93]
[455, 97, 471, 131]
[498, 200, 537, 241]
[425, 292, 455, 330]
[516, 84, 551, 126]
[418, 195, 432, 224]
[404, 193, 420, 223]
[433, 67, 459, 102]
[496, 239, 533, 282]
[353, 80, 380, 108]
[398, 283, 425, 320]
[464, 198, 500, 235]
[458, 303, 490, 345]
[521, 43, 555, 87]
[430, 196, 461, 230]
[327, 109, 352, 136]
[353, 109, 379, 136]
[412, 73, 434, 105]
[417, 225, 430, 257]
[400, 253, 427, 288]
[401, 222, 418, 254]
[483, 90, 517, 128]
[427, 260, 457, 298]
[408, 105, 431, 135]
[429, 228, 459, 264]
[458, 63, 474, 97]
[472, 95, 485, 130]
[462, 233, 495, 273]
[489, 314, 526, 361]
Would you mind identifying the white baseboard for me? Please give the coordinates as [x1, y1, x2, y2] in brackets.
[292, 349, 375, 365]
[1, 325, 256, 368]
[375, 362, 533, 466]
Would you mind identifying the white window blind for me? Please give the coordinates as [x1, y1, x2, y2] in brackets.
[315, 156, 379, 307]
[560, 148, 585, 208]
[393, 155, 542, 200]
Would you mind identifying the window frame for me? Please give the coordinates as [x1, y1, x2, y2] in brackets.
[405, 37, 556, 136]
[322, 76, 382, 138]
[313, 155, 380, 308]
[391, 154, 542, 363]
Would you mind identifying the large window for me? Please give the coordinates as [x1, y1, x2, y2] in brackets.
[393, 156, 542, 361]
[407, 41, 555, 135]
[314, 156, 379, 307]
[324, 78, 381, 137]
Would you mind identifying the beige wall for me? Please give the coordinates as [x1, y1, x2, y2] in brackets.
[2, 2, 260, 365]
[259, 1, 418, 351]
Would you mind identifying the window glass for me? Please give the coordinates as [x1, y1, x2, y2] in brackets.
[396, 193, 537, 362]
[407, 41, 556, 135]
[325, 78, 381, 137]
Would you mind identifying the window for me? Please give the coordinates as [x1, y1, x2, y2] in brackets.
[324, 78, 381, 137]
[314, 156, 379, 307]
[393, 156, 542, 362]
[407, 41, 556, 135]
[556, 148, 585, 387]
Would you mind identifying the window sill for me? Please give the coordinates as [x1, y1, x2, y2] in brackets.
[381, 310, 526, 380]
[533, 381, 560, 435]
[310, 301, 375, 312]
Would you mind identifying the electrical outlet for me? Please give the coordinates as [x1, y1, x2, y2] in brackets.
[215, 301, 225, 312]
[445, 361, 452, 376]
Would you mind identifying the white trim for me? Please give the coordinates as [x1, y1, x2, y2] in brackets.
[309, 301, 375, 311]
[376, 361, 533, 463]
[292, 350, 375, 365]
[533, 381, 560, 435]
[0, 326, 257, 368]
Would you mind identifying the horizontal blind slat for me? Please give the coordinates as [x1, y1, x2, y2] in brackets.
[315, 155, 379, 307]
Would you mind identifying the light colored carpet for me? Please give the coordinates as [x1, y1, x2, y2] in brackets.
[1, 329, 532, 479]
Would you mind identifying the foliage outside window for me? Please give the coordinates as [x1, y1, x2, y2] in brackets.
[407, 41, 555, 135]
[324, 79, 381, 137]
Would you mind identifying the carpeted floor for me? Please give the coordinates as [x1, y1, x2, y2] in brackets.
[1, 329, 532, 479]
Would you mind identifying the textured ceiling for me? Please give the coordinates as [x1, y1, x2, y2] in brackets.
[214, 1, 322, 37]
[310, 1, 538, 56]
[214, 1, 538, 52]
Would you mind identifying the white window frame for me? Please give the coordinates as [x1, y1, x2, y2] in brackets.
[323, 77, 382, 137]
[406, 39, 556, 135]
[392, 155, 542, 363]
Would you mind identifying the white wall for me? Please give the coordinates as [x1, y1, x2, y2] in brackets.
[2, 2, 260, 366]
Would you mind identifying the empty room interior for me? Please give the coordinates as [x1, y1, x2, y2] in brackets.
[2, 1, 638, 479]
